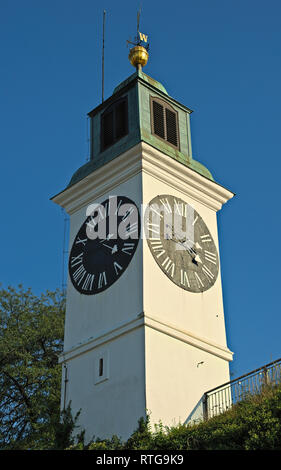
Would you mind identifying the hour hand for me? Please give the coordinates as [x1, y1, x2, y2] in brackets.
[101, 242, 118, 254]
[100, 233, 115, 242]
[194, 253, 202, 264]
[168, 235, 202, 264]
[179, 237, 202, 251]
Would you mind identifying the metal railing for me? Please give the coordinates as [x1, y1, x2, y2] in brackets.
[203, 357, 281, 420]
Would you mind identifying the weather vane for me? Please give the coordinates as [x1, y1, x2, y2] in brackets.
[127, 6, 149, 70]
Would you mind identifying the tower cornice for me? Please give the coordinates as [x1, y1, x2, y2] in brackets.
[51, 142, 234, 214]
[59, 311, 233, 365]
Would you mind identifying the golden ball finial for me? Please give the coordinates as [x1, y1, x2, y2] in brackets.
[129, 45, 149, 69]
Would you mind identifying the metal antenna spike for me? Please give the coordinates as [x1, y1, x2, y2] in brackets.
[137, 9, 141, 34]
[137, 9, 141, 35]
[102, 10, 106, 103]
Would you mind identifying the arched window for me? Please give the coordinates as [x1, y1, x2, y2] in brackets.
[100, 96, 128, 152]
[151, 97, 179, 149]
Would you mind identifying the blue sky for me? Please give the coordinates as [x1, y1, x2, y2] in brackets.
[1, 0, 281, 380]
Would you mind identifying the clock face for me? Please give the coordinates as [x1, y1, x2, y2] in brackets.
[145, 194, 219, 293]
[69, 196, 140, 295]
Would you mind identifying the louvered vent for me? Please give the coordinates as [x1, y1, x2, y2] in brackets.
[115, 100, 127, 140]
[153, 101, 165, 139]
[101, 97, 128, 152]
[151, 97, 179, 149]
[165, 108, 178, 147]
[102, 110, 114, 149]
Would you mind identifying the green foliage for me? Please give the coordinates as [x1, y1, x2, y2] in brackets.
[122, 416, 152, 450]
[53, 402, 85, 450]
[86, 416, 151, 451]
[0, 285, 65, 449]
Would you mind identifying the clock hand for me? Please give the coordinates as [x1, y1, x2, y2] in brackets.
[170, 229, 202, 250]
[180, 238, 202, 251]
[165, 223, 203, 264]
[101, 242, 118, 254]
[98, 233, 119, 254]
[168, 235, 202, 265]
[181, 242, 202, 264]
[99, 233, 115, 243]
[180, 240, 202, 264]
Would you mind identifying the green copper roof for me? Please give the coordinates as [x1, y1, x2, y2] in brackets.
[67, 70, 214, 188]
[113, 70, 169, 96]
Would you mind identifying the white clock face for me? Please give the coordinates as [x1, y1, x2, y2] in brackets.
[145, 194, 219, 293]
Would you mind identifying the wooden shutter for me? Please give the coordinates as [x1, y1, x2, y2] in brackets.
[101, 97, 128, 152]
[152, 100, 165, 139]
[151, 97, 179, 149]
[115, 99, 128, 140]
[165, 108, 178, 147]
[102, 110, 114, 150]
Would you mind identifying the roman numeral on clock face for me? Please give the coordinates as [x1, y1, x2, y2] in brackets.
[122, 206, 135, 220]
[75, 236, 87, 246]
[70, 252, 83, 267]
[161, 256, 175, 277]
[125, 222, 138, 237]
[98, 272, 107, 289]
[195, 272, 204, 289]
[82, 273, 95, 291]
[150, 240, 165, 258]
[72, 265, 87, 285]
[113, 262, 123, 276]
[180, 269, 190, 288]
[146, 222, 160, 238]
[192, 215, 198, 226]
[159, 198, 172, 214]
[122, 243, 135, 255]
[202, 264, 215, 281]
[150, 204, 163, 219]
[115, 199, 123, 215]
[204, 250, 217, 264]
[103, 201, 110, 217]
[200, 234, 212, 243]
[174, 199, 187, 217]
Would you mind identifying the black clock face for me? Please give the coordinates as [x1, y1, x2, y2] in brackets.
[69, 196, 140, 295]
[145, 194, 219, 293]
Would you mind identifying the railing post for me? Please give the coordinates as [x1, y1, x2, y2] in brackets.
[262, 366, 269, 386]
[203, 393, 208, 421]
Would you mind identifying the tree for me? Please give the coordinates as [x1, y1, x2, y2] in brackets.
[0, 285, 65, 449]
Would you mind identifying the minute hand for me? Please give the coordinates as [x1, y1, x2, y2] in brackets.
[178, 235, 202, 251]
[169, 236, 202, 264]
[179, 239, 202, 264]
[166, 224, 202, 263]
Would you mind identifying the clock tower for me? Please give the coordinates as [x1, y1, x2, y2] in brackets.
[52, 44, 234, 442]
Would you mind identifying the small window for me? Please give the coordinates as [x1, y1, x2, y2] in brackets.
[99, 358, 104, 377]
[151, 97, 179, 149]
[94, 351, 109, 385]
[101, 97, 128, 152]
